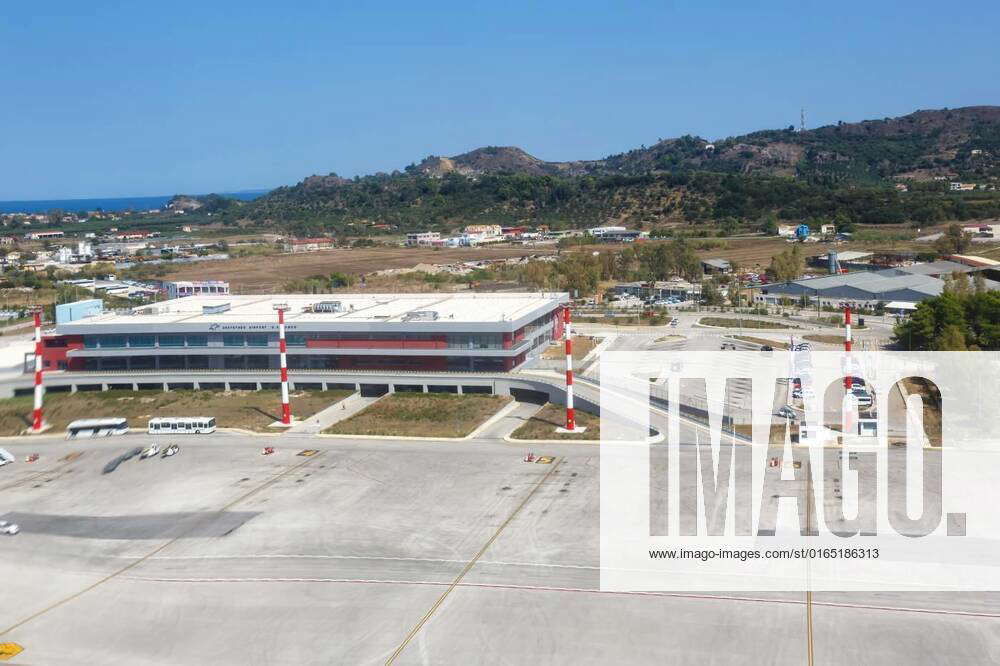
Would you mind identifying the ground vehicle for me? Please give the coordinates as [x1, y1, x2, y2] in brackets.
[262, 447, 275, 456]
[777, 405, 796, 419]
[0, 520, 20, 535]
[0, 448, 14, 467]
[669, 318, 679, 327]
[66, 418, 129, 439]
[162, 444, 179, 458]
[793, 386, 815, 400]
[140, 443, 160, 459]
[851, 390, 873, 408]
[147, 417, 216, 435]
[760, 345, 773, 352]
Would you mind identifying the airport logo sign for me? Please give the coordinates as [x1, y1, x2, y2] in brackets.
[599, 350, 1000, 592]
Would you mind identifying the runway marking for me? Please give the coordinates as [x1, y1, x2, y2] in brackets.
[113, 575, 1000, 619]
[0, 452, 325, 638]
[384, 457, 564, 665]
[0, 642, 23, 661]
[108, 553, 600, 571]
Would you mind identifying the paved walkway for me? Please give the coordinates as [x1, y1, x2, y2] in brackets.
[472, 400, 545, 440]
[286, 392, 382, 434]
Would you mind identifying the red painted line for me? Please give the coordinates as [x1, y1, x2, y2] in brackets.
[119, 576, 1000, 619]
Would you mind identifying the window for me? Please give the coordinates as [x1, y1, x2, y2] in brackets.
[128, 335, 155, 348]
[84, 336, 99, 349]
[158, 335, 185, 347]
[186, 335, 208, 347]
[286, 334, 307, 347]
[246, 334, 268, 347]
[223, 334, 245, 347]
[102, 335, 126, 348]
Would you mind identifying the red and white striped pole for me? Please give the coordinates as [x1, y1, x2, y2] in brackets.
[276, 304, 292, 424]
[844, 305, 853, 390]
[32, 308, 44, 431]
[564, 306, 575, 431]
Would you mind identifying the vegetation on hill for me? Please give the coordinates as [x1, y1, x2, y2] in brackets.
[222, 106, 1000, 235]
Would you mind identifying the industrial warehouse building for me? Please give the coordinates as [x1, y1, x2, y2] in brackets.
[756, 260, 1000, 307]
[40, 292, 568, 373]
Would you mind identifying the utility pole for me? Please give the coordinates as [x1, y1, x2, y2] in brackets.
[30, 306, 45, 432]
[557, 306, 585, 434]
[273, 302, 292, 426]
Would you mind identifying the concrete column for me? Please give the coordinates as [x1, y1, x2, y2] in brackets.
[389, 384, 397, 393]
[422, 384, 428, 393]
[255, 382, 262, 391]
[457, 385, 464, 394]
[321, 382, 328, 391]
[224, 382, 231, 391]
[101, 383, 109, 391]
[193, 381, 200, 390]
[132, 383, 138, 391]
[71, 384, 78, 394]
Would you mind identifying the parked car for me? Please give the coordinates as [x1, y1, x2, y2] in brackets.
[140, 443, 160, 459]
[0, 520, 20, 536]
[777, 405, 796, 419]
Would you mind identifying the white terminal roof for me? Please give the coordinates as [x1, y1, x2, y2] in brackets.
[57, 292, 568, 333]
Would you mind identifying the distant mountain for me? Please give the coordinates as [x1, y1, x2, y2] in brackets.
[416, 146, 599, 178]
[238, 106, 1000, 233]
[412, 106, 1000, 183]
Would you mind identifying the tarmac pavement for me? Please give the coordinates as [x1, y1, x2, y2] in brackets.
[0, 433, 998, 664]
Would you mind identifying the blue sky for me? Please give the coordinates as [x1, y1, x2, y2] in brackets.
[1, 0, 997, 199]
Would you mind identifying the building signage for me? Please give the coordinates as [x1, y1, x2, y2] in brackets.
[206, 323, 298, 332]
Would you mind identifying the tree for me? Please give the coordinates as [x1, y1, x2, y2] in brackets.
[934, 223, 971, 255]
[935, 325, 967, 351]
[973, 271, 987, 295]
[767, 245, 804, 282]
[943, 271, 971, 297]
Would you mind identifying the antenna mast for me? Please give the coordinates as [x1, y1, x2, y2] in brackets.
[800, 107, 806, 133]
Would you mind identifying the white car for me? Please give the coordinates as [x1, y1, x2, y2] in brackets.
[0, 520, 20, 536]
[162, 444, 179, 458]
[140, 443, 161, 459]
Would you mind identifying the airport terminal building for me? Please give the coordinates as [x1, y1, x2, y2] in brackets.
[40, 293, 568, 373]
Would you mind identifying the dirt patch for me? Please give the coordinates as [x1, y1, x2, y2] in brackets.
[803, 334, 847, 345]
[902, 377, 942, 447]
[541, 336, 597, 361]
[700, 317, 795, 330]
[166, 246, 554, 291]
[732, 335, 789, 349]
[0, 389, 351, 436]
[325, 393, 511, 438]
[509, 403, 600, 441]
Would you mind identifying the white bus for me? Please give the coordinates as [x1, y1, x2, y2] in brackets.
[67, 418, 129, 439]
[147, 417, 216, 435]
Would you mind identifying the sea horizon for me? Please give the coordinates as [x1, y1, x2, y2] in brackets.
[0, 190, 268, 214]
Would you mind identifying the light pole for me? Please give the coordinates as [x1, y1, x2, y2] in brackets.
[30, 306, 45, 432]
[273, 302, 292, 425]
